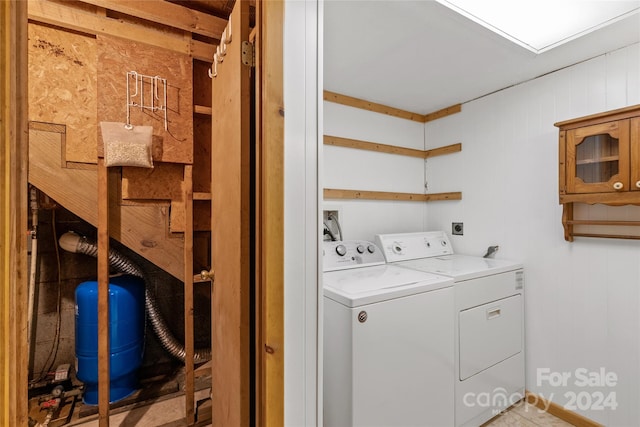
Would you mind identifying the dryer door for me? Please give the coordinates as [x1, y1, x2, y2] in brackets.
[459, 294, 522, 380]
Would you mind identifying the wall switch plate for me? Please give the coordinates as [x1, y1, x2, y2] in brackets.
[452, 222, 463, 235]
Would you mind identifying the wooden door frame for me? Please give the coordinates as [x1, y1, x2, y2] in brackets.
[255, 0, 285, 426]
[1, 1, 29, 425]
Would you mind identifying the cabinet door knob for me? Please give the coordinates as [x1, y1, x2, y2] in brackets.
[613, 181, 624, 190]
[636, 180, 640, 189]
[200, 269, 215, 281]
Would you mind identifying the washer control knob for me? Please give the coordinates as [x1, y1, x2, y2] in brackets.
[392, 244, 402, 254]
[441, 240, 447, 246]
[367, 245, 376, 254]
[335, 244, 347, 256]
[356, 245, 365, 254]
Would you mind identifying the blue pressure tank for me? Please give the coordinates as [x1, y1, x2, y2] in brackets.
[75, 275, 145, 405]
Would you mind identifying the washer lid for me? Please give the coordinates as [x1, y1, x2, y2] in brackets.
[395, 254, 522, 282]
[323, 264, 453, 307]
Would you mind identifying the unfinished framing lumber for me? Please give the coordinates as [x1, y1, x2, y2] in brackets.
[324, 189, 462, 202]
[1, 1, 29, 424]
[77, 0, 227, 39]
[97, 157, 110, 426]
[27, 0, 215, 61]
[183, 165, 195, 425]
[324, 135, 462, 159]
[323, 90, 462, 123]
[256, 0, 285, 424]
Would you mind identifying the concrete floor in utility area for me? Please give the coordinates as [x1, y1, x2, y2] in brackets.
[70, 397, 573, 427]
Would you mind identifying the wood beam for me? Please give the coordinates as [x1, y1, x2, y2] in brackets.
[97, 158, 110, 425]
[77, 0, 227, 39]
[27, 0, 214, 60]
[1, 1, 29, 424]
[258, 0, 285, 425]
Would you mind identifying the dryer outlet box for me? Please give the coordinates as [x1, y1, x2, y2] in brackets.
[323, 207, 343, 241]
[452, 222, 463, 235]
[323, 210, 339, 223]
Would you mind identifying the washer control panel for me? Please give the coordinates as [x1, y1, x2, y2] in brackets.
[375, 231, 453, 262]
[323, 240, 385, 272]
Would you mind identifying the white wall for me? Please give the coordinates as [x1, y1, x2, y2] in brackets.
[425, 43, 640, 426]
[323, 102, 427, 242]
[284, 0, 321, 425]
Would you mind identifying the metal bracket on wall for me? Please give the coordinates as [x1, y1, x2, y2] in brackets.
[241, 41, 255, 67]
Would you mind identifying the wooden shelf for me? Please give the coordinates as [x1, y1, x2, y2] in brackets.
[324, 188, 461, 202]
[324, 135, 461, 160]
[575, 155, 619, 165]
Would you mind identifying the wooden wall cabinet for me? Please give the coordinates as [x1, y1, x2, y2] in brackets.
[555, 104, 640, 241]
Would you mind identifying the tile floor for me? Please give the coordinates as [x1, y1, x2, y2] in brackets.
[484, 401, 575, 427]
[69, 395, 574, 427]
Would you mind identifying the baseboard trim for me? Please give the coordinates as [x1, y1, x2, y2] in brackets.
[525, 390, 604, 427]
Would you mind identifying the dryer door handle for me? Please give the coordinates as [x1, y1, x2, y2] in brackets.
[487, 307, 501, 319]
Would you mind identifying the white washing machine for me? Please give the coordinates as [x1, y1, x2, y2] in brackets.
[323, 240, 455, 427]
[375, 232, 525, 427]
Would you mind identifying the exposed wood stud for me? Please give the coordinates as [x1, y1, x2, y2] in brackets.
[183, 165, 195, 425]
[97, 157, 110, 426]
[78, 0, 227, 39]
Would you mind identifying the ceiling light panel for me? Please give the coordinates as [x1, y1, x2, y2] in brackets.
[437, 0, 640, 53]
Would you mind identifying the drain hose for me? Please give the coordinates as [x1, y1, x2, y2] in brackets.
[59, 232, 211, 363]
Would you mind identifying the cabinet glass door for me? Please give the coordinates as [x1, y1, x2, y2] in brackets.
[567, 120, 629, 193]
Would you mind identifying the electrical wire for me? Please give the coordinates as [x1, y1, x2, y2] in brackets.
[34, 209, 63, 383]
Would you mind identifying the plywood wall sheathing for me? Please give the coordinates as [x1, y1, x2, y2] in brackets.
[97, 34, 194, 164]
[121, 163, 184, 200]
[28, 24, 98, 164]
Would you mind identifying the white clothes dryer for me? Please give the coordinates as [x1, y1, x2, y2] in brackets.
[376, 232, 525, 427]
[323, 240, 455, 427]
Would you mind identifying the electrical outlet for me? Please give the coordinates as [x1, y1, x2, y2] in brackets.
[452, 222, 463, 235]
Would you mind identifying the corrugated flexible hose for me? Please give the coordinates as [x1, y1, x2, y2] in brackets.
[59, 232, 211, 363]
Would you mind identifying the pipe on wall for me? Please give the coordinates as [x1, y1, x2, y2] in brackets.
[59, 232, 211, 363]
